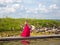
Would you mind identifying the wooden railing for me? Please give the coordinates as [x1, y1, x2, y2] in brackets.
[0, 34, 60, 41]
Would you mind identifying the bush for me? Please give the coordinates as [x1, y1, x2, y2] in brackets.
[0, 18, 60, 31]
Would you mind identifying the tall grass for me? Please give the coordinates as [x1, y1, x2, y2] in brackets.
[0, 18, 60, 31]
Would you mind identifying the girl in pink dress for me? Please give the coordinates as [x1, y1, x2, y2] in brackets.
[20, 20, 30, 37]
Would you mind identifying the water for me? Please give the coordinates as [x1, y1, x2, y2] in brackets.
[0, 38, 60, 45]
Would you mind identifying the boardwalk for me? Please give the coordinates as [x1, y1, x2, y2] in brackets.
[0, 34, 60, 41]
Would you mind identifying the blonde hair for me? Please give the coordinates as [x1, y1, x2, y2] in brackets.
[25, 20, 28, 24]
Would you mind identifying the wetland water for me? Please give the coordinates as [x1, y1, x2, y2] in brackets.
[0, 38, 60, 45]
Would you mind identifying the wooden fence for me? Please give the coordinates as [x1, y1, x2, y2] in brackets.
[0, 34, 60, 41]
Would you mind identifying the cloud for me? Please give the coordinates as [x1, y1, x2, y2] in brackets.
[0, 3, 6, 7]
[0, 0, 60, 19]
[0, 7, 15, 13]
[38, 4, 48, 13]
[22, 0, 33, 4]
[25, 3, 48, 13]
[24, 3, 59, 14]
[0, 0, 21, 13]
[11, 4, 20, 9]
[0, 3, 20, 13]
[0, 0, 14, 3]
[0, 0, 22, 4]
[25, 8, 38, 14]
[0, 0, 59, 14]
[5, 7, 16, 12]
[38, 3, 59, 13]
[49, 4, 58, 9]
[16, 0, 22, 3]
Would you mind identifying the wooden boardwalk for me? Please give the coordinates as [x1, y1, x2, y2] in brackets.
[0, 34, 60, 41]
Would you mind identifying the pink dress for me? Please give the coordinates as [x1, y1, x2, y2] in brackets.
[20, 24, 30, 37]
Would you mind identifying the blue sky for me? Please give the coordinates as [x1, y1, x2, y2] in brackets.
[0, 0, 60, 19]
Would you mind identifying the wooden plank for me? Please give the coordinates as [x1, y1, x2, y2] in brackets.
[0, 34, 60, 41]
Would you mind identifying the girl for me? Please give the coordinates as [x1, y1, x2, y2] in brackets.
[20, 20, 30, 37]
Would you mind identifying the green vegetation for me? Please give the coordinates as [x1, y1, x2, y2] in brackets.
[0, 18, 60, 31]
[0, 18, 60, 37]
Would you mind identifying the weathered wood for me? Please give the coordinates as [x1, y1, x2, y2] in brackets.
[0, 34, 60, 41]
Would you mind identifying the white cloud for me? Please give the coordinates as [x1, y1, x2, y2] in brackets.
[38, 3, 48, 13]
[25, 3, 48, 13]
[25, 8, 38, 13]
[38, 3, 42, 7]
[5, 7, 15, 12]
[16, 0, 22, 3]
[26, 10, 30, 13]
[0, 4, 20, 13]
[0, 0, 23, 14]
[0, 0, 13, 3]
[22, 0, 33, 4]
[24, 3, 59, 14]
[38, 3, 59, 13]
[11, 4, 20, 9]
[0, 0, 21, 13]
[49, 4, 58, 9]
[0, 0, 22, 4]
[1, 7, 16, 13]
[0, 0, 59, 15]
[25, 8, 32, 13]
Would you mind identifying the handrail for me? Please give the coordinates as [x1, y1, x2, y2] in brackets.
[0, 34, 60, 41]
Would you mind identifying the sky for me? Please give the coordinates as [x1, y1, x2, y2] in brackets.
[0, 0, 60, 19]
